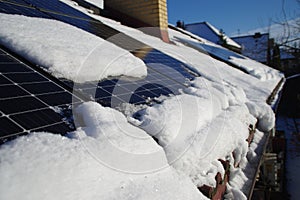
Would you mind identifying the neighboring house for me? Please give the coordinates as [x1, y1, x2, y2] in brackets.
[280, 49, 300, 75]
[231, 32, 272, 65]
[232, 33, 300, 74]
[185, 21, 242, 53]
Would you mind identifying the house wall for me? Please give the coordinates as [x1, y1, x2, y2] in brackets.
[232, 33, 270, 63]
[104, 0, 169, 42]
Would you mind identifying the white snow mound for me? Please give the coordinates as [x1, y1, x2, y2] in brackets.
[0, 13, 147, 83]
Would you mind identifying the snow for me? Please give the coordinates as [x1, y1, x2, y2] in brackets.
[0, 102, 206, 200]
[231, 33, 269, 63]
[134, 77, 273, 195]
[60, 0, 283, 100]
[245, 101, 275, 132]
[185, 22, 241, 49]
[0, 13, 147, 83]
[232, 18, 300, 46]
[0, 2, 285, 199]
[83, 0, 103, 9]
[172, 36, 282, 81]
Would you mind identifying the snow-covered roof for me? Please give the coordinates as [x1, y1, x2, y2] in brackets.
[231, 33, 270, 63]
[0, 1, 285, 200]
[185, 22, 242, 49]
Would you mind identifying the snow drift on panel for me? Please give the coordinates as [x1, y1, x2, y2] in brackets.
[0, 13, 147, 83]
[0, 102, 206, 200]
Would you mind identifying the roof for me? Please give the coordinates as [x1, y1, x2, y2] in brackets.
[0, 0, 284, 200]
[185, 21, 242, 49]
[231, 33, 270, 63]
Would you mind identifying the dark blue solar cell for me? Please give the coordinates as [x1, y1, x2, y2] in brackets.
[129, 94, 146, 104]
[134, 83, 174, 99]
[198, 43, 244, 60]
[24, 0, 90, 19]
[37, 91, 81, 107]
[4, 72, 49, 83]
[151, 87, 173, 96]
[98, 79, 118, 87]
[0, 54, 16, 63]
[143, 49, 195, 80]
[96, 97, 112, 107]
[0, 74, 12, 85]
[0, 85, 29, 99]
[33, 121, 73, 133]
[0, 1, 50, 18]
[0, 49, 80, 141]
[0, 96, 48, 114]
[0, 116, 24, 137]
[0, 0, 197, 111]
[10, 108, 72, 131]
[95, 88, 111, 99]
[20, 82, 64, 95]
[0, 63, 33, 73]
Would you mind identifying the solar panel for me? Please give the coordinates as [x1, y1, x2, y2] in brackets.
[0, 0, 200, 108]
[0, 48, 83, 143]
[196, 43, 244, 60]
[173, 37, 250, 74]
[0, 0, 51, 18]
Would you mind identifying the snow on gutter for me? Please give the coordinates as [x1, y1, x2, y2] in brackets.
[0, 13, 147, 83]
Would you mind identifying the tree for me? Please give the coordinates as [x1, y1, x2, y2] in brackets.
[272, 0, 300, 49]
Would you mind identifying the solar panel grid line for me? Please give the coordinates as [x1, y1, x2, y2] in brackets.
[1, 0, 103, 24]
[0, 93, 32, 101]
[0, 89, 73, 103]
[0, 1, 50, 18]
[1, 115, 27, 130]
[36, 92, 82, 107]
[0, 0, 198, 82]
[1, 70, 38, 75]
[0, 116, 26, 134]
[9, 108, 73, 132]
[0, 0, 200, 110]
[0, 0, 199, 85]
[0, 72, 71, 106]
[0, 48, 85, 102]
[0, 63, 34, 73]
[29, 120, 70, 132]
[0, 84, 30, 99]
[0, 49, 83, 141]
[0, 97, 51, 116]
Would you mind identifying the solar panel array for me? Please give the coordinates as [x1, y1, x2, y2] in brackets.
[174, 37, 250, 74]
[0, 48, 83, 142]
[0, 0, 201, 141]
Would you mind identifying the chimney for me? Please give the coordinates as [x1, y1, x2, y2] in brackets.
[104, 0, 170, 42]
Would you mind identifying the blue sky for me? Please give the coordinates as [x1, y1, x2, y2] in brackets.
[167, 0, 299, 36]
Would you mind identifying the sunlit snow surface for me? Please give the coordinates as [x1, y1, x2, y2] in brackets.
[0, 2, 285, 199]
[0, 13, 147, 83]
[0, 102, 206, 200]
